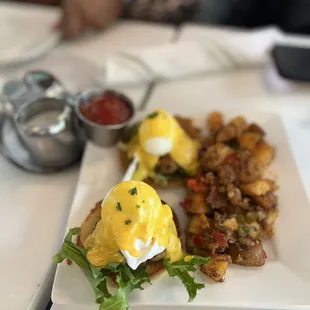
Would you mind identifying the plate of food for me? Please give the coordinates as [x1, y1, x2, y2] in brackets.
[52, 109, 310, 310]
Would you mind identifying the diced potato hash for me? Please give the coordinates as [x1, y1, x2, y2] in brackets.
[182, 112, 279, 283]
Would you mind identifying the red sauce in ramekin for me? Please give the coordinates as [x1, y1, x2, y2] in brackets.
[79, 93, 132, 126]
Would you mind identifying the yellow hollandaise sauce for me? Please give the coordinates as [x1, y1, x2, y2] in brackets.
[127, 110, 200, 181]
[84, 181, 183, 268]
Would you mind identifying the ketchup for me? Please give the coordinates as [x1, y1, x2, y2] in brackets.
[79, 94, 132, 126]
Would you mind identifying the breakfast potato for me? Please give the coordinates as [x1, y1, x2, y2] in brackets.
[238, 132, 263, 151]
[265, 208, 280, 226]
[240, 180, 271, 196]
[216, 116, 248, 142]
[247, 221, 262, 239]
[201, 254, 232, 282]
[252, 192, 278, 209]
[238, 152, 267, 183]
[228, 240, 266, 267]
[216, 124, 237, 142]
[207, 112, 224, 136]
[201, 135, 216, 147]
[230, 116, 249, 135]
[201, 143, 233, 170]
[223, 217, 238, 231]
[261, 208, 279, 238]
[266, 179, 279, 192]
[248, 123, 266, 136]
[253, 141, 275, 166]
[186, 194, 210, 214]
[187, 214, 210, 235]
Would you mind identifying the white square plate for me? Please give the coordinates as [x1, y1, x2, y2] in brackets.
[52, 110, 310, 310]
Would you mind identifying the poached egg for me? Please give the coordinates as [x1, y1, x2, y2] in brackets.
[127, 110, 200, 181]
[84, 181, 183, 269]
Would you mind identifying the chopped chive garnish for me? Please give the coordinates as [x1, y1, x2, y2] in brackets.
[116, 202, 122, 211]
[146, 111, 158, 119]
[128, 187, 137, 195]
[136, 205, 141, 208]
[125, 220, 131, 225]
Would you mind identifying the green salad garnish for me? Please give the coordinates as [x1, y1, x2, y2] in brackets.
[54, 228, 210, 310]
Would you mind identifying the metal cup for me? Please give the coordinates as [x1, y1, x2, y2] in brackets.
[14, 97, 84, 169]
[1, 71, 69, 117]
[74, 89, 135, 147]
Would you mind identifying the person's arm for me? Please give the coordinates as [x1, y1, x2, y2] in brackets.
[58, 0, 200, 39]
[59, 0, 124, 39]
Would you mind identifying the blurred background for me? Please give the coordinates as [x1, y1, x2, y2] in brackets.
[6, 0, 310, 37]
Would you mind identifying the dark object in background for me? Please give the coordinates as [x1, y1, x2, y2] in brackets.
[123, 0, 199, 25]
[271, 45, 310, 81]
[11, 0, 310, 35]
[11, 0, 60, 5]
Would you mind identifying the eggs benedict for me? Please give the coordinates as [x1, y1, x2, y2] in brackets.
[54, 181, 210, 310]
[119, 110, 201, 187]
[84, 180, 183, 269]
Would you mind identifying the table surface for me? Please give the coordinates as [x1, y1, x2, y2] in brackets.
[1, 4, 310, 310]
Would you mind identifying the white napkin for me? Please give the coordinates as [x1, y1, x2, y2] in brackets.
[97, 27, 283, 87]
[204, 27, 283, 65]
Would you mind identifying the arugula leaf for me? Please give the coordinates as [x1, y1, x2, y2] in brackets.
[104, 262, 150, 288]
[53, 228, 111, 303]
[54, 229, 210, 309]
[99, 261, 150, 309]
[53, 228, 151, 310]
[99, 266, 149, 310]
[164, 256, 211, 302]
[99, 275, 132, 310]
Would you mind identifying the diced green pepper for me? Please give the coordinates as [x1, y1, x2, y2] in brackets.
[246, 212, 258, 224]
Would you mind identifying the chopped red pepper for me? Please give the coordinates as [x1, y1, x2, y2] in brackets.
[186, 178, 200, 192]
[212, 232, 228, 247]
[180, 198, 192, 210]
[193, 235, 204, 246]
[263, 251, 268, 259]
[186, 178, 208, 193]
